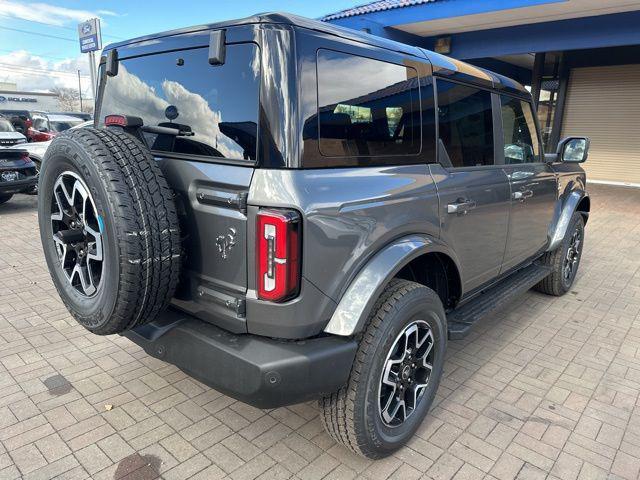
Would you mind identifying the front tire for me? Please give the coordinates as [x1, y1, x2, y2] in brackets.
[0, 194, 13, 205]
[320, 279, 446, 459]
[535, 211, 585, 296]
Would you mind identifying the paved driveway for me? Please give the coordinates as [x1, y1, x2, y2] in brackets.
[0, 184, 639, 480]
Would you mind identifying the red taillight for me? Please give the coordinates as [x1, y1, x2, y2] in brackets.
[104, 114, 127, 126]
[104, 115, 143, 128]
[20, 151, 30, 162]
[257, 209, 301, 302]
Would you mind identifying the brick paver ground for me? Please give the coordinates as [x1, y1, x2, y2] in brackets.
[0, 184, 639, 480]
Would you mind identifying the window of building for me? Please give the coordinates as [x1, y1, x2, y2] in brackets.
[436, 80, 494, 168]
[500, 96, 540, 164]
[316, 50, 421, 157]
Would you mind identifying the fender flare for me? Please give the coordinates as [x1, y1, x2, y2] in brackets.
[323, 234, 460, 336]
[547, 190, 589, 252]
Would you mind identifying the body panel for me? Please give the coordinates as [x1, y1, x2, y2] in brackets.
[248, 165, 441, 297]
[501, 163, 558, 271]
[429, 163, 511, 294]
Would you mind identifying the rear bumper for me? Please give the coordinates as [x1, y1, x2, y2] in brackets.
[123, 308, 358, 408]
[0, 176, 37, 194]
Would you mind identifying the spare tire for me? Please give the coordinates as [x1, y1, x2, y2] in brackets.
[38, 127, 181, 335]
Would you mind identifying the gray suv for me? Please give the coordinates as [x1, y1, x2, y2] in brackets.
[37, 13, 590, 458]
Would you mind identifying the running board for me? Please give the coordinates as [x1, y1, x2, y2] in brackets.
[447, 263, 552, 340]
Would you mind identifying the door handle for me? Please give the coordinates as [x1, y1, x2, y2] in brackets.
[447, 199, 477, 215]
[512, 189, 533, 201]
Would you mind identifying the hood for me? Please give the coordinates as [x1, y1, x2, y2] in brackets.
[0, 131, 27, 141]
[10, 139, 49, 159]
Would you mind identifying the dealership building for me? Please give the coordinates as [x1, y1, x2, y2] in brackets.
[322, 0, 640, 186]
[0, 88, 60, 112]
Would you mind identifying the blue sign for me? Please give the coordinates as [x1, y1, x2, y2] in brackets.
[78, 19, 102, 53]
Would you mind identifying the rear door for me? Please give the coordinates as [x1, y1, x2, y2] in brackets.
[498, 95, 557, 272]
[431, 79, 511, 294]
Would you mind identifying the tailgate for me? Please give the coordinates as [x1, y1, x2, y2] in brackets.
[160, 159, 252, 333]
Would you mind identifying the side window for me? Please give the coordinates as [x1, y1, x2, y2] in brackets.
[437, 80, 494, 168]
[500, 96, 540, 164]
[316, 49, 421, 157]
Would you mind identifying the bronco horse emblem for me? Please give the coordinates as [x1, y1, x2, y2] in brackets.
[216, 227, 237, 259]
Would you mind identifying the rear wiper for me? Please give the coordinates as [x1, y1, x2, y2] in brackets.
[141, 125, 194, 137]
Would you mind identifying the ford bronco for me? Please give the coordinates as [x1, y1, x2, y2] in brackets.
[37, 13, 590, 458]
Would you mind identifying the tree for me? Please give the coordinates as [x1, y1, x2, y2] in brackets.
[49, 87, 93, 113]
[50, 87, 79, 111]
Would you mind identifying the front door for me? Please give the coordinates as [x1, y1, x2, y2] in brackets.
[498, 95, 557, 271]
[432, 80, 511, 294]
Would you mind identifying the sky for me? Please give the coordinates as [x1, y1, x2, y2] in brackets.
[0, 0, 360, 96]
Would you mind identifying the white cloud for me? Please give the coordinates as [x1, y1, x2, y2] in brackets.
[96, 10, 118, 17]
[0, 0, 118, 26]
[0, 50, 92, 93]
[100, 64, 245, 158]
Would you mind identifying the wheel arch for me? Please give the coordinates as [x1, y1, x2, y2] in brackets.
[548, 190, 589, 252]
[323, 234, 462, 336]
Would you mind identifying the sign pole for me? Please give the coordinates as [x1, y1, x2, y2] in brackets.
[78, 18, 102, 107]
[88, 50, 97, 101]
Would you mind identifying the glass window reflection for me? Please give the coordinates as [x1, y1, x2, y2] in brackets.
[437, 80, 494, 168]
[317, 50, 420, 157]
[100, 44, 260, 161]
[500, 96, 540, 164]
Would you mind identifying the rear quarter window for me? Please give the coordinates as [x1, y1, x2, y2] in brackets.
[99, 43, 260, 162]
[315, 49, 422, 159]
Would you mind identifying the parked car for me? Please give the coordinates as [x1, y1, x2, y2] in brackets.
[0, 148, 37, 204]
[50, 111, 93, 121]
[0, 109, 54, 142]
[0, 114, 27, 147]
[48, 114, 85, 133]
[9, 120, 92, 194]
[37, 13, 590, 458]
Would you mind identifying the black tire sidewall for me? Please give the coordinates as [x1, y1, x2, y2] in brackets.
[359, 286, 446, 454]
[559, 213, 585, 292]
[38, 137, 120, 331]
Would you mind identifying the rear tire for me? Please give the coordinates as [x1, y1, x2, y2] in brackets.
[320, 279, 446, 459]
[535, 211, 585, 296]
[0, 194, 13, 205]
[38, 127, 181, 335]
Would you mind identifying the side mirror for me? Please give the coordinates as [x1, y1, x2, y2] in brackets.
[558, 136, 590, 163]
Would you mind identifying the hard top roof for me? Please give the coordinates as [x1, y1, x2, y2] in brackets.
[103, 12, 527, 95]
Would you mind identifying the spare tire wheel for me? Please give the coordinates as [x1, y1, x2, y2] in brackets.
[38, 127, 181, 335]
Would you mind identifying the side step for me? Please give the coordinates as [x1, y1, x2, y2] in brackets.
[447, 263, 552, 340]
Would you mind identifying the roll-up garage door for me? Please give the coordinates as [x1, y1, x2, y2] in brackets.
[562, 64, 640, 185]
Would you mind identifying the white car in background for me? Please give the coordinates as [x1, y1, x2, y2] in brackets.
[48, 114, 86, 134]
[0, 114, 28, 147]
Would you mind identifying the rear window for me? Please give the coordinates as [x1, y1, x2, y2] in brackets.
[316, 50, 421, 157]
[100, 43, 260, 161]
